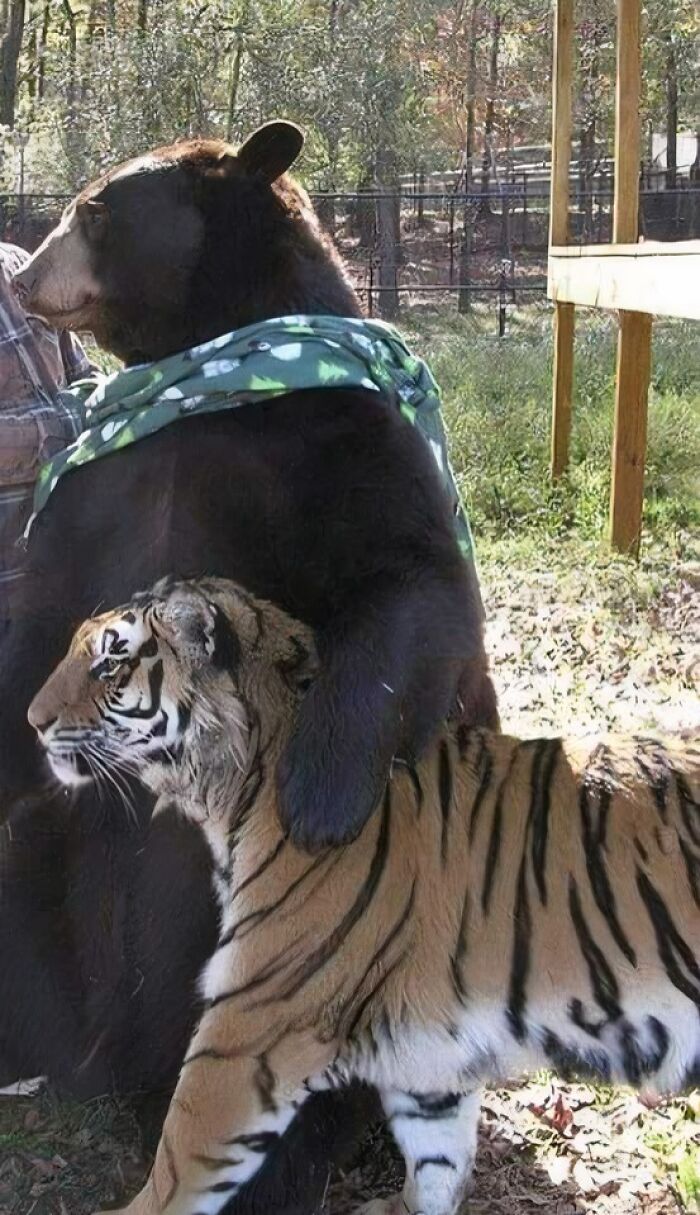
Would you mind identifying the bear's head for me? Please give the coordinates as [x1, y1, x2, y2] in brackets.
[15, 121, 360, 365]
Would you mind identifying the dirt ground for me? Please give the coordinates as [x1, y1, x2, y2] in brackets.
[0, 540, 698, 1215]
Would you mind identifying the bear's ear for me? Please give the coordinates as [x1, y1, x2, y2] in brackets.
[76, 199, 109, 244]
[237, 120, 304, 184]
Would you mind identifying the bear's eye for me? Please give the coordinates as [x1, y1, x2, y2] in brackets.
[90, 655, 126, 682]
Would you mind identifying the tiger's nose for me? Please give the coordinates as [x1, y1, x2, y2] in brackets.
[27, 707, 57, 735]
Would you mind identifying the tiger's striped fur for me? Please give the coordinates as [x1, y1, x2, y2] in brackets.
[29, 577, 700, 1215]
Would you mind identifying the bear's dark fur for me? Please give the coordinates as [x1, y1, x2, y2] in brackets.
[2, 123, 496, 1207]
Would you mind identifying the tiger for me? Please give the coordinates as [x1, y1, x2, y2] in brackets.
[28, 576, 700, 1215]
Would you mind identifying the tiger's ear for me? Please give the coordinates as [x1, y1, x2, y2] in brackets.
[237, 120, 304, 183]
[158, 586, 240, 672]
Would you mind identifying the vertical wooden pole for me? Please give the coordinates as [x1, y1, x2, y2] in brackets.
[610, 0, 653, 553]
[612, 0, 641, 247]
[549, 0, 575, 479]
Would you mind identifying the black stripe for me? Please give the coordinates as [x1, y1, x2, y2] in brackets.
[481, 797, 503, 916]
[414, 1156, 457, 1174]
[579, 780, 637, 966]
[619, 1016, 670, 1086]
[116, 659, 164, 719]
[137, 634, 159, 659]
[253, 1053, 277, 1114]
[481, 753, 518, 915]
[468, 743, 493, 844]
[541, 1028, 611, 1082]
[206, 946, 295, 1010]
[150, 708, 169, 738]
[208, 1181, 238, 1194]
[332, 880, 416, 1039]
[506, 854, 531, 1042]
[569, 996, 604, 1038]
[345, 952, 407, 1041]
[679, 836, 700, 908]
[438, 740, 453, 864]
[394, 759, 424, 817]
[229, 1132, 279, 1153]
[257, 784, 393, 1006]
[229, 838, 286, 906]
[450, 885, 470, 1004]
[634, 836, 649, 863]
[529, 739, 560, 906]
[636, 869, 700, 1010]
[211, 604, 242, 673]
[219, 851, 332, 946]
[635, 748, 668, 822]
[391, 1100, 459, 1122]
[408, 1093, 461, 1114]
[676, 773, 700, 847]
[568, 877, 621, 1020]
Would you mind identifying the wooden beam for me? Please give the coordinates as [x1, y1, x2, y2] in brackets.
[610, 311, 652, 553]
[548, 0, 574, 248]
[549, 0, 575, 480]
[551, 302, 575, 478]
[614, 0, 642, 243]
[547, 240, 700, 320]
[609, 0, 653, 554]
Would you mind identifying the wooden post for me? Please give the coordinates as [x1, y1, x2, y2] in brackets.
[610, 310, 653, 552]
[610, 0, 652, 553]
[549, 0, 575, 479]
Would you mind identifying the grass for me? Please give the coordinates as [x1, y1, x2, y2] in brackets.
[406, 305, 700, 742]
[404, 305, 699, 550]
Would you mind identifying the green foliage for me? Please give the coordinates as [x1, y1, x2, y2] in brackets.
[2, 1, 696, 194]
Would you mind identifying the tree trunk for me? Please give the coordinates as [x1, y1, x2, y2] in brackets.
[464, 0, 477, 192]
[458, 0, 478, 313]
[375, 146, 400, 320]
[480, 10, 501, 214]
[664, 36, 677, 190]
[226, 0, 250, 141]
[0, 0, 25, 129]
[26, 21, 35, 101]
[80, 0, 99, 100]
[62, 0, 76, 112]
[37, 0, 50, 100]
[137, 0, 148, 34]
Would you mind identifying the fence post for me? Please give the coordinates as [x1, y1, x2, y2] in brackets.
[457, 192, 472, 314]
[375, 178, 400, 320]
[417, 168, 425, 228]
[448, 196, 455, 284]
[498, 262, 508, 336]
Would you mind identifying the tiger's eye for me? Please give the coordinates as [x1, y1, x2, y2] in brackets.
[90, 656, 124, 682]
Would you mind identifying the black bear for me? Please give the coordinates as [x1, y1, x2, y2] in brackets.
[2, 121, 496, 1199]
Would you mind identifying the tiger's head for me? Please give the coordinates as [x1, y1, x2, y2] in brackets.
[28, 578, 316, 809]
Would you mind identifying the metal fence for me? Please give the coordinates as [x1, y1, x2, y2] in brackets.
[1, 180, 697, 327]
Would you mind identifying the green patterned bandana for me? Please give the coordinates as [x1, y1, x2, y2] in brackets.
[30, 315, 473, 559]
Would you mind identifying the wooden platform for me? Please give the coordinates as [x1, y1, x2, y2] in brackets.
[548, 240, 700, 322]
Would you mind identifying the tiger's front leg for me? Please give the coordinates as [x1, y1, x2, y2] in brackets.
[96, 1020, 336, 1215]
